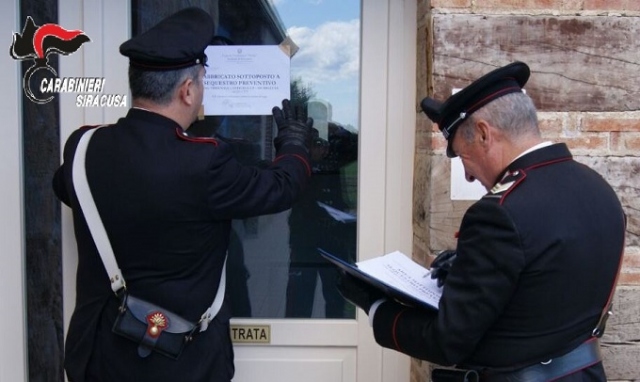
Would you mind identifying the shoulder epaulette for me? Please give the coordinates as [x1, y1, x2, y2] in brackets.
[483, 169, 526, 203]
[175, 128, 218, 146]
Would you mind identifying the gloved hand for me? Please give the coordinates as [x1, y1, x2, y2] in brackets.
[429, 250, 457, 287]
[272, 99, 314, 152]
[336, 271, 385, 314]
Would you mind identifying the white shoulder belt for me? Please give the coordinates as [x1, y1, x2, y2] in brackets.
[71, 126, 225, 332]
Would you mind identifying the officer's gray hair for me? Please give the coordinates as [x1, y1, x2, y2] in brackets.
[129, 65, 201, 105]
[457, 92, 540, 142]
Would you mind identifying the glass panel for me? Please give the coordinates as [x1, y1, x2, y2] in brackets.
[131, 0, 360, 319]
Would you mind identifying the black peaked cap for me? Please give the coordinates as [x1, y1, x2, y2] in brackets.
[120, 7, 215, 70]
[421, 62, 530, 158]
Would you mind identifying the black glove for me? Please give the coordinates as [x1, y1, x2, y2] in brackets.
[430, 250, 457, 287]
[336, 271, 385, 314]
[272, 99, 314, 152]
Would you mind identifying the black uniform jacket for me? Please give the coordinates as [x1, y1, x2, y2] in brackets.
[372, 143, 625, 374]
[53, 108, 310, 382]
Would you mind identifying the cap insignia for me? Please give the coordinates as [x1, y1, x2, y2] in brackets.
[443, 111, 468, 139]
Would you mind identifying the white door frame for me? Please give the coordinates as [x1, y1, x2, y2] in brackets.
[58, 1, 417, 381]
[59, 0, 131, 339]
[0, 0, 28, 380]
[356, 0, 416, 380]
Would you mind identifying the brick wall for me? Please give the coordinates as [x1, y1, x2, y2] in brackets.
[413, 1, 640, 380]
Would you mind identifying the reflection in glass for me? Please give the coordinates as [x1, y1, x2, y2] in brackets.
[132, 0, 360, 319]
[285, 115, 358, 318]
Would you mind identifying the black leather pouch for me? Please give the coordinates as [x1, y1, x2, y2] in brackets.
[432, 368, 479, 382]
[112, 293, 198, 359]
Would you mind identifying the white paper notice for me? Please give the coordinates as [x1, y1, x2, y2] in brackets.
[356, 251, 442, 309]
[203, 45, 291, 116]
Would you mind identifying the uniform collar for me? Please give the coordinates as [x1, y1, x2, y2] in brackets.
[510, 141, 554, 163]
[493, 143, 572, 186]
[508, 142, 571, 171]
[125, 107, 182, 131]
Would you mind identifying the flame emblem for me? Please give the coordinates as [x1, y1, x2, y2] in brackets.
[146, 312, 168, 338]
[9, 16, 91, 103]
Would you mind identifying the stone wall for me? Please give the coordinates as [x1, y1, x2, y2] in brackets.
[413, 0, 640, 380]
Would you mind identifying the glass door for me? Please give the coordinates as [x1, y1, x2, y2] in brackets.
[130, 0, 360, 320]
[126, 3, 361, 381]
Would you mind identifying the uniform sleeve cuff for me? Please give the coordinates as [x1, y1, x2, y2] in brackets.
[368, 299, 387, 326]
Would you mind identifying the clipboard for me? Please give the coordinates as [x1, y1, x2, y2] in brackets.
[319, 248, 439, 310]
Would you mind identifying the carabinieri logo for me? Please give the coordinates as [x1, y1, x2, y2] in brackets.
[10, 16, 90, 104]
[10, 17, 126, 107]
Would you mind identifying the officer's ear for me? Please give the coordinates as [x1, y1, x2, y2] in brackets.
[474, 120, 488, 144]
[177, 77, 197, 106]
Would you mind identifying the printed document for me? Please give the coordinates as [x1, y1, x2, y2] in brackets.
[203, 45, 290, 116]
[356, 251, 442, 309]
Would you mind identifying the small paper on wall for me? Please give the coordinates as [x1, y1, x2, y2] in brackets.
[450, 157, 487, 200]
[449, 88, 487, 201]
[203, 45, 291, 116]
